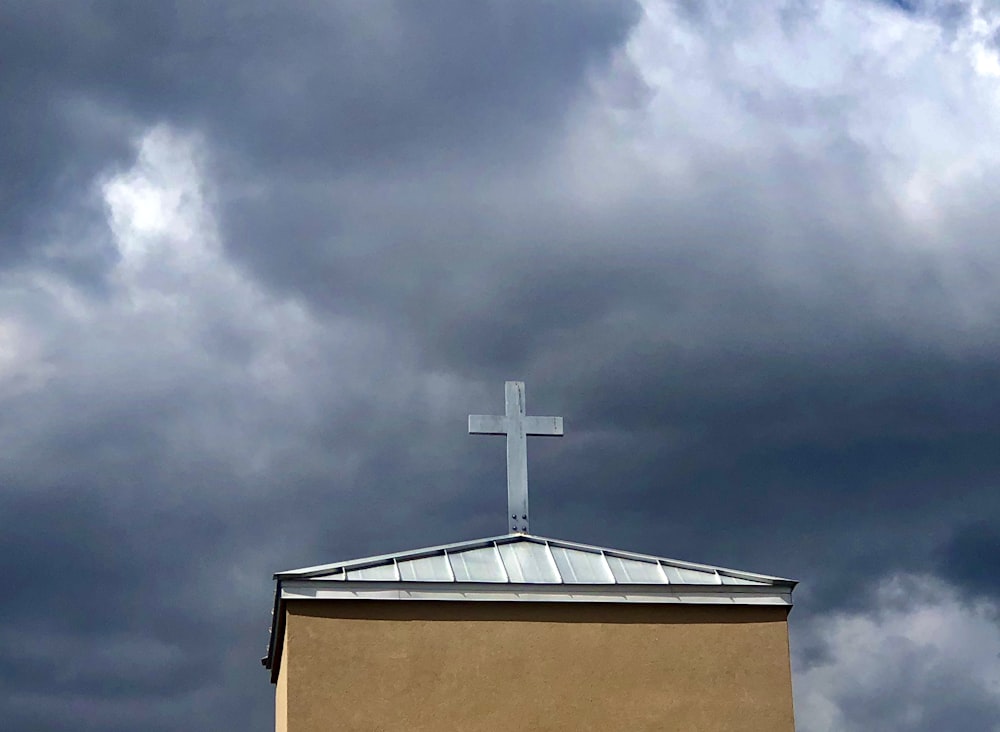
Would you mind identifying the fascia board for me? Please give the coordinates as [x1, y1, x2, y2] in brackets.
[279, 579, 793, 606]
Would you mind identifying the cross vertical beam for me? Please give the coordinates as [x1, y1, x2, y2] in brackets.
[469, 381, 564, 533]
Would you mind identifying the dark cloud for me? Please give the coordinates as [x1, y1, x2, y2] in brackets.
[936, 521, 1000, 599]
[0, 0, 638, 268]
[3, 1, 1000, 730]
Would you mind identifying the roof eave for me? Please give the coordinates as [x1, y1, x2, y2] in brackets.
[279, 579, 795, 606]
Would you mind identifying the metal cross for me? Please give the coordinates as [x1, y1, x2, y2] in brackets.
[469, 381, 563, 533]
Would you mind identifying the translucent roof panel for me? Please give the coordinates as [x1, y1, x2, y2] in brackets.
[605, 555, 667, 584]
[498, 541, 560, 583]
[398, 554, 453, 582]
[448, 545, 507, 582]
[550, 546, 614, 584]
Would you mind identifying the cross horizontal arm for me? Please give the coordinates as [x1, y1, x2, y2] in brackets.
[522, 416, 564, 436]
[469, 414, 507, 434]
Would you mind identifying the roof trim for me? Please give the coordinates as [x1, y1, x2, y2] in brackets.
[280, 579, 793, 605]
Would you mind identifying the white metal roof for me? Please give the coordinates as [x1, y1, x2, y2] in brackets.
[276, 532, 793, 588]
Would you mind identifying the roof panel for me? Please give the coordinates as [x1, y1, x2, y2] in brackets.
[313, 570, 345, 581]
[605, 555, 667, 584]
[498, 541, 560, 583]
[662, 565, 720, 585]
[448, 544, 507, 582]
[346, 563, 397, 581]
[398, 554, 453, 582]
[550, 546, 614, 584]
[719, 574, 768, 586]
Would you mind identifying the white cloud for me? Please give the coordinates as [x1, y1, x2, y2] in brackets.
[617, 1, 999, 225]
[103, 126, 211, 264]
[567, 0, 1000, 232]
[552, 0, 1000, 345]
[794, 574, 1000, 731]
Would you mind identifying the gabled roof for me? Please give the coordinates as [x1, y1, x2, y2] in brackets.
[263, 533, 796, 681]
[276, 532, 793, 586]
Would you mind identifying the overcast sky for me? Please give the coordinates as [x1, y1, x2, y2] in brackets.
[2, 0, 1000, 729]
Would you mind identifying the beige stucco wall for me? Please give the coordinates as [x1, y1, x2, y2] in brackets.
[279, 600, 794, 732]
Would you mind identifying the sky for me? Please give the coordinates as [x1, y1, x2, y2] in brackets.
[2, 0, 1000, 729]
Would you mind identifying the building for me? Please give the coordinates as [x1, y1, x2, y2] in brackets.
[263, 382, 797, 731]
